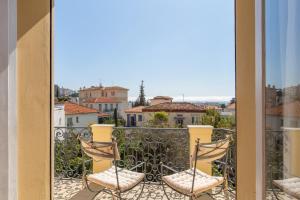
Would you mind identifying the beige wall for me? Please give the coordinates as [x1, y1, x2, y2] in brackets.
[282, 128, 300, 178]
[17, 0, 52, 199]
[125, 112, 144, 127]
[236, 0, 264, 199]
[142, 112, 204, 127]
[79, 88, 128, 103]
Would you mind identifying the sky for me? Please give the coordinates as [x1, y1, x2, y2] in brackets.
[266, 0, 300, 89]
[54, 0, 235, 101]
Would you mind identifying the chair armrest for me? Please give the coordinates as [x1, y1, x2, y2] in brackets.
[129, 162, 145, 171]
[160, 163, 180, 174]
[214, 160, 227, 165]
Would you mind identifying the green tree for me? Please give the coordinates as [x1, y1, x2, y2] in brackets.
[147, 112, 169, 127]
[216, 117, 233, 129]
[221, 103, 226, 110]
[201, 109, 235, 129]
[113, 108, 119, 127]
[201, 109, 221, 127]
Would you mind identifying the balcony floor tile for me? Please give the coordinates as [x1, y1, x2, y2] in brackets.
[54, 178, 236, 200]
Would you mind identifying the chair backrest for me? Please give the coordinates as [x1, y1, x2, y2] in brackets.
[79, 137, 120, 161]
[191, 135, 231, 164]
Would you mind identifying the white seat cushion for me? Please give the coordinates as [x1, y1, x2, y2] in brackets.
[87, 166, 145, 192]
[273, 177, 300, 199]
[162, 168, 224, 195]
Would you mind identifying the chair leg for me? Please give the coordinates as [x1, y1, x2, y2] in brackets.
[224, 189, 230, 200]
[161, 182, 171, 200]
[136, 180, 145, 200]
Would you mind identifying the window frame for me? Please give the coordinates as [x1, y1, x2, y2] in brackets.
[12, 0, 267, 199]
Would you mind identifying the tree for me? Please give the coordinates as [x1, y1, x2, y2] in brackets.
[216, 117, 234, 129]
[113, 108, 119, 127]
[221, 103, 226, 110]
[201, 109, 221, 127]
[147, 112, 169, 127]
[201, 109, 234, 129]
[134, 80, 147, 107]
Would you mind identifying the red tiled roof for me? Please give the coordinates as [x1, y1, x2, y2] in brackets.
[142, 102, 206, 113]
[125, 106, 145, 113]
[64, 102, 98, 115]
[83, 97, 120, 103]
[266, 101, 300, 117]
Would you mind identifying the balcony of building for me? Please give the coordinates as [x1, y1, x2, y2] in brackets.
[53, 126, 237, 200]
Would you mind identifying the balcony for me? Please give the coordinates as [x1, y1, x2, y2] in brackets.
[54, 126, 237, 199]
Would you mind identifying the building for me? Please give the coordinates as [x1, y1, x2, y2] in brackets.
[266, 100, 300, 130]
[54, 104, 65, 127]
[221, 102, 236, 116]
[124, 106, 145, 127]
[81, 97, 127, 118]
[54, 102, 99, 127]
[125, 102, 206, 127]
[79, 85, 129, 118]
[150, 96, 173, 106]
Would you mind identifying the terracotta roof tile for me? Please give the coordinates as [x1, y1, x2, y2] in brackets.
[142, 102, 205, 113]
[125, 106, 145, 113]
[64, 102, 98, 115]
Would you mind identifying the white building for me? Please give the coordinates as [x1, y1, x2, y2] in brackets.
[54, 104, 65, 127]
[54, 102, 99, 127]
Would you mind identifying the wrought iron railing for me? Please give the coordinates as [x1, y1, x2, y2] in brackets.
[54, 126, 236, 191]
[54, 127, 92, 179]
[265, 130, 284, 188]
[112, 127, 190, 182]
[213, 128, 236, 190]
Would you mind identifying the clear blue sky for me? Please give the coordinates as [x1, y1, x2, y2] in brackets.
[266, 0, 300, 89]
[54, 0, 235, 100]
